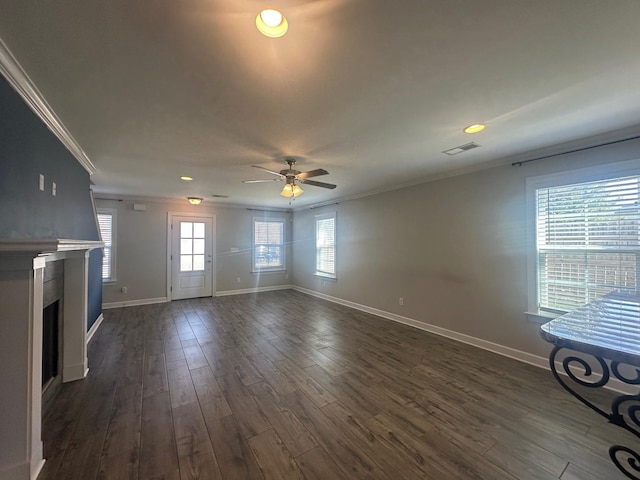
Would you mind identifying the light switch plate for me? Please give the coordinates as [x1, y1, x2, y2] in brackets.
[39, 174, 44, 191]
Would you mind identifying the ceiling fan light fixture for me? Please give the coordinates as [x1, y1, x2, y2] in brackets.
[256, 9, 288, 38]
[280, 183, 303, 198]
[187, 197, 203, 205]
[463, 123, 486, 134]
[280, 183, 293, 197]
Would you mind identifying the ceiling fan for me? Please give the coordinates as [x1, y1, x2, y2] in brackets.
[242, 158, 336, 198]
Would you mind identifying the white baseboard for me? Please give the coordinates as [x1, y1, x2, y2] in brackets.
[102, 296, 168, 309]
[87, 313, 103, 344]
[0, 457, 45, 480]
[62, 363, 88, 383]
[292, 286, 636, 395]
[215, 285, 293, 297]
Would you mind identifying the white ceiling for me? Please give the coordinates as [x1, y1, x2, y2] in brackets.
[2, 0, 640, 208]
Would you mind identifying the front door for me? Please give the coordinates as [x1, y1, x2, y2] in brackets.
[170, 214, 214, 300]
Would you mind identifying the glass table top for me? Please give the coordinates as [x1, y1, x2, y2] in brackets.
[540, 293, 640, 363]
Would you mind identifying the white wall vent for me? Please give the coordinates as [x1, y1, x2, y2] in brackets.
[443, 142, 481, 156]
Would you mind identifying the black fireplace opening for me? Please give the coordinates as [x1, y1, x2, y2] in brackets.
[42, 300, 59, 388]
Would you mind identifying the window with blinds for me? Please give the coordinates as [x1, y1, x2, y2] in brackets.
[253, 218, 285, 270]
[97, 210, 116, 282]
[315, 213, 336, 278]
[535, 175, 640, 313]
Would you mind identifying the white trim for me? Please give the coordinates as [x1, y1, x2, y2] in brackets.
[0, 38, 96, 175]
[291, 285, 636, 395]
[0, 239, 103, 253]
[215, 285, 292, 297]
[0, 458, 45, 480]
[102, 296, 168, 309]
[94, 193, 293, 212]
[87, 313, 104, 343]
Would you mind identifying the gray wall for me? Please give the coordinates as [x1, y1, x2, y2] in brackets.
[95, 198, 292, 304]
[0, 75, 102, 329]
[292, 137, 640, 359]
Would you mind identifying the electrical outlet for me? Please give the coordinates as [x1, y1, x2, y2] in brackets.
[237, 277, 241, 283]
[121, 286, 128, 294]
[52, 182, 57, 196]
[399, 297, 404, 306]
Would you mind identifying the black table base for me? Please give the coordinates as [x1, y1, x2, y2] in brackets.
[549, 345, 640, 479]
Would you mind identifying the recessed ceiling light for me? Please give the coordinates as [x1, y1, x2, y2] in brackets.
[463, 124, 486, 134]
[180, 176, 193, 181]
[256, 9, 288, 38]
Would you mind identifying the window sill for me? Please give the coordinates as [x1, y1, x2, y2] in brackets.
[251, 269, 286, 274]
[524, 310, 560, 324]
[314, 273, 337, 281]
[102, 280, 117, 286]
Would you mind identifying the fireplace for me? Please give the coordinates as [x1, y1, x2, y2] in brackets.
[41, 299, 61, 419]
[41, 260, 65, 418]
[42, 300, 60, 388]
[0, 239, 102, 480]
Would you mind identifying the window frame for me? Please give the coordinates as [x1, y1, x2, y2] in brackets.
[252, 217, 286, 272]
[526, 159, 640, 321]
[315, 212, 337, 279]
[96, 207, 117, 283]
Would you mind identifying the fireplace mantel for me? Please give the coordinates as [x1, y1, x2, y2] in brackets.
[0, 239, 102, 480]
[0, 238, 103, 254]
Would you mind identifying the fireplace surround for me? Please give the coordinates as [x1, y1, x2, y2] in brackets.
[0, 239, 102, 480]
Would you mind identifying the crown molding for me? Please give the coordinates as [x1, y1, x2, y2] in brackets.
[0, 37, 96, 175]
[93, 192, 293, 212]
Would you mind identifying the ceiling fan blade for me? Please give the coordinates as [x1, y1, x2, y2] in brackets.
[242, 179, 283, 183]
[299, 179, 337, 189]
[252, 165, 284, 177]
[296, 168, 329, 179]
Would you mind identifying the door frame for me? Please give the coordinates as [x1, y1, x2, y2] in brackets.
[167, 212, 216, 301]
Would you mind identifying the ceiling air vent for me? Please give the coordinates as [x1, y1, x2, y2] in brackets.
[443, 142, 481, 156]
[211, 194, 229, 198]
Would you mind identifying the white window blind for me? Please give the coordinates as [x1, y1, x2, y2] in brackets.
[536, 175, 640, 313]
[97, 212, 115, 281]
[316, 213, 336, 277]
[253, 219, 284, 270]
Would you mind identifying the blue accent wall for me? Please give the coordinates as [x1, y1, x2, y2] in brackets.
[0, 75, 102, 330]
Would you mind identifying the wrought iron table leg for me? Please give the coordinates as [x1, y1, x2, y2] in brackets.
[549, 346, 640, 479]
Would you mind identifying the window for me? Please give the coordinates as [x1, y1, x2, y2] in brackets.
[97, 209, 116, 282]
[315, 212, 336, 278]
[530, 166, 640, 315]
[180, 221, 206, 272]
[253, 218, 285, 271]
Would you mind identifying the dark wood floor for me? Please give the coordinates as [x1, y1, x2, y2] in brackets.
[38, 289, 629, 480]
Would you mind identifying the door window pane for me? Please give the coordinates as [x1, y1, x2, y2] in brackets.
[193, 222, 205, 238]
[193, 239, 205, 255]
[181, 238, 193, 255]
[193, 255, 205, 271]
[180, 255, 193, 272]
[181, 222, 193, 238]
